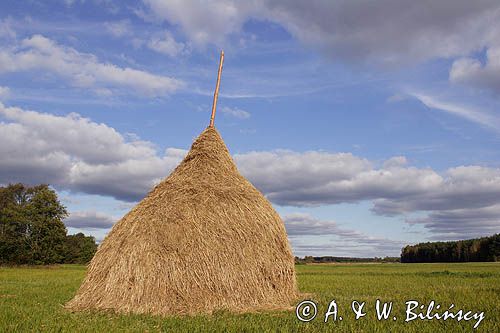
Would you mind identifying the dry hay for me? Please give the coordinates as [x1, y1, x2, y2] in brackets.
[65, 127, 297, 316]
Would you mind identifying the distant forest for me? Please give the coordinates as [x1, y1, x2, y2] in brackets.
[295, 256, 400, 264]
[0, 184, 97, 265]
[401, 234, 500, 263]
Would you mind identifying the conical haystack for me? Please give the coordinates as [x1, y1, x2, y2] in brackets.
[66, 127, 297, 315]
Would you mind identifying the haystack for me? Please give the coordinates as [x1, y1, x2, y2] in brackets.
[65, 126, 298, 315]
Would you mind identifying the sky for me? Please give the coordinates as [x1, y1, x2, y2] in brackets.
[1, 0, 499, 257]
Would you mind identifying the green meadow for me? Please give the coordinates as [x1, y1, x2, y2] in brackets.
[0, 263, 498, 332]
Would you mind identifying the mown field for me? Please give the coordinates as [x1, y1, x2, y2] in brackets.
[0, 263, 498, 332]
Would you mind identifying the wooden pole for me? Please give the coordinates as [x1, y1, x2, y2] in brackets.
[209, 50, 224, 127]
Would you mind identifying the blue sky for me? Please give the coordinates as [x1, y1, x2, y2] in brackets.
[1, 0, 499, 257]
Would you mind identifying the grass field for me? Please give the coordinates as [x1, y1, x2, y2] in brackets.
[0, 263, 498, 332]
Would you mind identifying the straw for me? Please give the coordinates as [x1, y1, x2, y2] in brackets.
[65, 127, 297, 316]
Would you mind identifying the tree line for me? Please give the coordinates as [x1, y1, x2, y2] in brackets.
[0, 184, 97, 265]
[295, 256, 400, 264]
[401, 234, 500, 263]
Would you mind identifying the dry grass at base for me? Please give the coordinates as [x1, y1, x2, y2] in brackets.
[66, 127, 297, 316]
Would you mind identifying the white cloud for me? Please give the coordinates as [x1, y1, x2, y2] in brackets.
[0, 103, 186, 200]
[141, 0, 254, 45]
[373, 166, 500, 215]
[65, 211, 117, 229]
[450, 46, 500, 95]
[1, 102, 499, 239]
[235, 150, 500, 215]
[235, 150, 440, 206]
[140, 0, 500, 65]
[221, 106, 250, 119]
[67, 150, 183, 201]
[409, 92, 500, 131]
[407, 204, 500, 241]
[265, 1, 500, 65]
[0, 103, 157, 164]
[148, 31, 187, 56]
[383, 156, 407, 169]
[235, 151, 500, 239]
[0, 35, 183, 97]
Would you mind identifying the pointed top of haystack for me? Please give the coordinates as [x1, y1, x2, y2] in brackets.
[65, 126, 297, 316]
[170, 126, 238, 180]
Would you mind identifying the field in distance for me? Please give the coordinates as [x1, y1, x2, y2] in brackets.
[0, 263, 498, 332]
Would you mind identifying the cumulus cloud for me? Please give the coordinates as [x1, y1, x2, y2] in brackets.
[0, 103, 186, 201]
[1, 102, 498, 239]
[407, 204, 500, 241]
[235, 151, 500, 239]
[65, 211, 116, 229]
[236, 150, 500, 214]
[383, 156, 407, 169]
[221, 106, 250, 119]
[141, 0, 500, 66]
[234, 150, 441, 206]
[450, 46, 500, 95]
[0, 35, 183, 97]
[68, 149, 185, 201]
[141, 0, 254, 45]
[148, 31, 187, 56]
[0, 103, 158, 164]
[372, 166, 500, 215]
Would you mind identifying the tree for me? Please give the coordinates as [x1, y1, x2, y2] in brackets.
[400, 234, 500, 263]
[0, 184, 68, 264]
[0, 184, 32, 263]
[64, 233, 98, 264]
